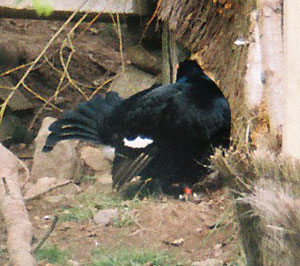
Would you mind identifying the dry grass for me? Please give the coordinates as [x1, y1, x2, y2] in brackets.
[211, 147, 300, 266]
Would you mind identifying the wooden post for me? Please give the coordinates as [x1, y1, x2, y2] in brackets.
[0, 0, 151, 21]
[282, 1, 300, 158]
[258, 0, 284, 140]
[161, 23, 189, 85]
[162, 22, 179, 84]
[162, 22, 172, 85]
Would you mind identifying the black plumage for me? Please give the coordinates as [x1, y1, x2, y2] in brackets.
[43, 60, 231, 191]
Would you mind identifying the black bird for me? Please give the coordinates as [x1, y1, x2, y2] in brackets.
[43, 60, 231, 191]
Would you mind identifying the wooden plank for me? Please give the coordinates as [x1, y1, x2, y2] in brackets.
[283, 0, 300, 158]
[0, 0, 151, 21]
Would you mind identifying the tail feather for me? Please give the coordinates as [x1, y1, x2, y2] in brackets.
[42, 132, 100, 152]
[50, 110, 98, 129]
[43, 92, 122, 152]
[49, 117, 98, 134]
[49, 126, 99, 139]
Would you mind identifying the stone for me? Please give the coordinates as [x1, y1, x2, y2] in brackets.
[93, 208, 119, 226]
[0, 114, 28, 143]
[191, 259, 223, 266]
[109, 65, 158, 98]
[0, 41, 27, 72]
[0, 76, 33, 111]
[24, 177, 57, 200]
[95, 172, 113, 185]
[30, 117, 81, 182]
[80, 146, 113, 173]
[0, 41, 33, 111]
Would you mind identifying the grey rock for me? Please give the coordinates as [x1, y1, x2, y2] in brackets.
[93, 208, 119, 226]
[0, 76, 33, 110]
[0, 114, 28, 143]
[109, 65, 158, 98]
[80, 146, 113, 173]
[191, 259, 223, 266]
[31, 117, 81, 182]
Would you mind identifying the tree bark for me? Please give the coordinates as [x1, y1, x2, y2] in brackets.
[282, 0, 300, 159]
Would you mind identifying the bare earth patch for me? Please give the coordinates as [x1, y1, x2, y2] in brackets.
[15, 182, 239, 265]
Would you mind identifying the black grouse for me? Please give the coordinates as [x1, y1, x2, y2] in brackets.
[43, 60, 231, 191]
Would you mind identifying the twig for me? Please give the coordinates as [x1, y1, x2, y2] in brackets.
[22, 82, 62, 112]
[0, 0, 92, 122]
[90, 72, 120, 98]
[32, 216, 59, 254]
[0, 61, 33, 77]
[139, 0, 162, 45]
[25, 180, 73, 202]
[111, 14, 125, 73]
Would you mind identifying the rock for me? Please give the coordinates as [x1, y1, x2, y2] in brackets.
[0, 41, 27, 72]
[56, 183, 81, 195]
[95, 172, 113, 184]
[44, 194, 65, 203]
[0, 76, 33, 110]
[191, 259, 223, 266]
[0, 114, 28, 143]
[109, 65, 158, 98]
[24, 177, 57, 199]
[80, 146, 113, 173]
[24, 177, 80, 201]
[101, 145, 115, 162]
[93, 208, 119, 226]
[68, 260, 79, 266]
[126, 46, 162, 75]
[0, 41, 33, 111]
[30, 117, 81, 182]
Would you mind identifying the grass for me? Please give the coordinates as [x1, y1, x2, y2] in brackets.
[89, 248, 186, 266]
[211, 147, 300, 266]
[36, 245, 70, 265]
[59, 206, 94, 222]
[57, 184, 142, 224]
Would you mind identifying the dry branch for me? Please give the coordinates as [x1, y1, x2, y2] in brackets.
[25, 179, 72, 202]
[0, 143, 36, 266]
[33, 216, 58, 254]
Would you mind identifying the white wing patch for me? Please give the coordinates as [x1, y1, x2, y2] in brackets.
[123, 136, 153, 148]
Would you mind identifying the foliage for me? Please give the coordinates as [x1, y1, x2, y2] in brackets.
[36, 245, 70, 264]
[90, 248, 185, 266]
[16, 0, 53, 16]
[59, 206, 94, 222]
[57, 187, 141, 224]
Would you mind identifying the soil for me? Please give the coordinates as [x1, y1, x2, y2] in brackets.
[0, 18, 240, 265]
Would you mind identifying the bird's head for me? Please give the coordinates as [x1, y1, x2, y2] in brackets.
[176, 59, 205, 81]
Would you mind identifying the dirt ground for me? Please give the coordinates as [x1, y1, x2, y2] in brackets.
[0, 18, 241, 265]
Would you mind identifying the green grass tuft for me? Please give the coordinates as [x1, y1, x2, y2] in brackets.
[57, 188, 142, 223]
[90, 248, 185, 266]
[36, 245, 69, 264]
